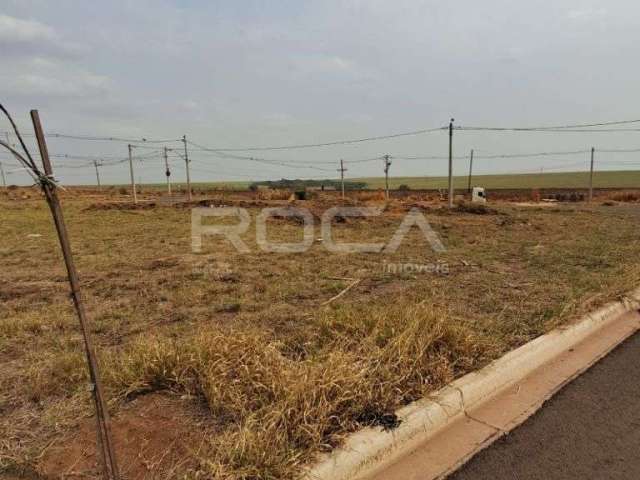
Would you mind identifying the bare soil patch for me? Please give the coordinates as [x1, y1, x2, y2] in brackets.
[38, 394, 210, 480]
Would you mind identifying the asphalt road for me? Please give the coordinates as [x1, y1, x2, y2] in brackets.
[448, 331, 640, 480]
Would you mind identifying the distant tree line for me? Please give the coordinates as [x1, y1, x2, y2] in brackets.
[249, 178, 368, 191]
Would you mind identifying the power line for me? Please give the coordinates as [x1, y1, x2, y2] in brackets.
[547, 119, 640, 129]
[0, 131, 181, 144]
[187, 148, 338, 172]
[456, 118, 640, 132]
[474, 149, 589, 159]
[185, 127, 445, 152]
[185, 147, 381, 165]
[457, 127, 640, 133]
[3, 116, 640, 151]
[598, 148, 640, 153]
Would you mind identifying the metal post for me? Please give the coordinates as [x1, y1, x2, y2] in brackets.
[183, 135, 192, 201]
[589, 147, 595, 202]
[338, 159, 347, 199]
[94, 160, 101, 190]
[30, 110, 120, 480]
[448, 119, 454, 208]
[127, 144, 137, 203]
[164, 147, 172, 195]
[467, 149, 474, 195]
[383, 155, 391, 200]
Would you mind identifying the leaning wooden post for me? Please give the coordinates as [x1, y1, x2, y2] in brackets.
[30, 110, 120, 480]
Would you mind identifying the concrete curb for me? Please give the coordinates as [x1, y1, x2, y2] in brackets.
[305, 287, 640, 480]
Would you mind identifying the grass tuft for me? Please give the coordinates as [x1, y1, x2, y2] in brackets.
[102, 303, 491, 478]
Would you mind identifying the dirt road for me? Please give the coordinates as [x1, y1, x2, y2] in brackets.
[448, 331, 640, 480]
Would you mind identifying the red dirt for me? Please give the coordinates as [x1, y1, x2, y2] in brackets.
[38, 394, 211, 479]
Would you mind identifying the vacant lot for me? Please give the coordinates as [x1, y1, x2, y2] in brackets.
[2, 192, 640, 479]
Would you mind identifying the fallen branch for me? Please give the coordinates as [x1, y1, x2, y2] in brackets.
[321, 278, 362, 306]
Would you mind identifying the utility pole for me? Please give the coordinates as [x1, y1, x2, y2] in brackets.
[338, 159, 347, 199]
[183, 135, 192, 201]
[30, 110, 120, 480]
[93, 160, 101, 190]
[164, 146, 172, 194]
[127, 144, 137, 203]
[467, 149, 474, 195]
[589, 147, 595, 203]
[383, 154, 392, 200]
[448, 119, 454, 208]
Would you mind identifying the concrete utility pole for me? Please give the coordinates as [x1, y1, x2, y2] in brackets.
[383, 154, 392, 200]
[589, 147, 595, 203]
[93, 160, 101, 190]
[127, 144, 137, 203]
[164, 146, 172, 194]
[183, 135, 192, 201]
[338, 159, 347, 199]
[467, 149, 474, 194]
[448, 119, 454, 208]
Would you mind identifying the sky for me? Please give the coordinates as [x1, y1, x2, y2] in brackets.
[1, 0, 640, 186]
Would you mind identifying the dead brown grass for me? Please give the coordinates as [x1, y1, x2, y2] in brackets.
[101, 303, 488, 479]
[608, 190, 640, 202]
[2, 196, 640, 478]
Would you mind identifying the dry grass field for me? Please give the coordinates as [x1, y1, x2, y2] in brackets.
[127, 169, 640, 192]
[2, 189, 640, 479]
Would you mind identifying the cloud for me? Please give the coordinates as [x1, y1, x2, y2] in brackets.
[0, 57, 111, 98]
[0, 14, 55, 42]
[0, 14, 85, 57]
[0, 15, 105, 101]
[567, 8, 608, 21]
[261, 112, 296, 126]
[292, 55, 355, 75]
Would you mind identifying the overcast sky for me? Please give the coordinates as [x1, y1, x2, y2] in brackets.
[2, 0, 640, 186]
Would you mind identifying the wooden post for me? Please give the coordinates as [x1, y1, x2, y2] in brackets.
[448, 119, 454, 208]
[383, 155, 391, 200]
[127, 144, 137, 203]
[589, 147, 595, 202]
[164, 146, 172, 195]
[94, 160, 101, 190]
[338, 159, 347, 199]
[183, 135, 192, 201]
[30, 110, 120, 480]
[467, 149, 474, 195]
